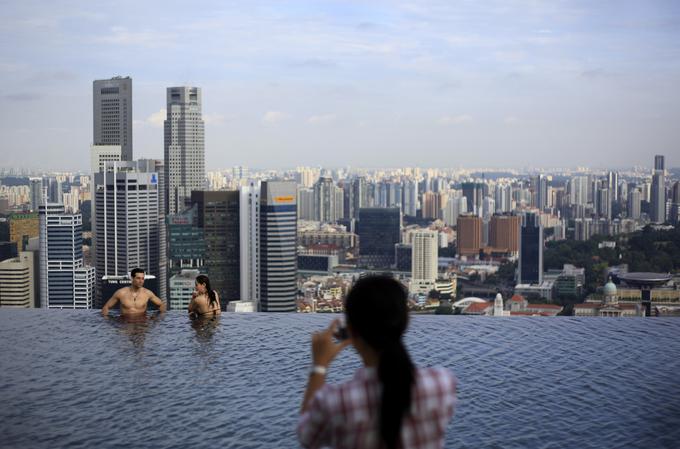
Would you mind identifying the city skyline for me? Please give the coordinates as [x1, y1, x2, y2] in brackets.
[1, 1, 679, 170]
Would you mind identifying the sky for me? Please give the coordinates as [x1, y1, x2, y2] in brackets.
[1, 0, 679, 171]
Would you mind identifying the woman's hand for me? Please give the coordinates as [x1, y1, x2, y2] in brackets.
[311, 319, 352, 368]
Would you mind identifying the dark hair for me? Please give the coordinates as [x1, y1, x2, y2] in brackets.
[196, 274, 218, 308]
[130, 268, 145, 278]
[345, 276, 415, 449]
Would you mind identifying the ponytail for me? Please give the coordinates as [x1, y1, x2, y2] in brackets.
[378, 340, 415, 449]
[345, 276, 415, 449]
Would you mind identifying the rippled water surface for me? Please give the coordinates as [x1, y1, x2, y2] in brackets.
[1, 311, 680, 448]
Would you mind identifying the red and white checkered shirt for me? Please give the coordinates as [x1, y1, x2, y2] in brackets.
[298, 366, 457, 449]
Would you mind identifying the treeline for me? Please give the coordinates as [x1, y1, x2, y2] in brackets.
[544, 225, 680, 295]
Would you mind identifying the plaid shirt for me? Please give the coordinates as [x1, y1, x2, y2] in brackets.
[298, 366, 457, 449]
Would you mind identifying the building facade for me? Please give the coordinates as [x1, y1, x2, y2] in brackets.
[93, 77, 132, 161]
[357, 207, 401, 269]
[165, 86, 205, 214]
[259, 181, 297, 312]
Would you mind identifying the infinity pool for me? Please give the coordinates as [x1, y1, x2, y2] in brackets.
[1, 311, 679, 448]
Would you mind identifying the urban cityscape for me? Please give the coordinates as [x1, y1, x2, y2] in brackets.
[2, 3, 680, 449]
[0, 75, 678, 317]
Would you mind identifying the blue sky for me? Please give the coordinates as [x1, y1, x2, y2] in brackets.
[1, 0, 679, 170]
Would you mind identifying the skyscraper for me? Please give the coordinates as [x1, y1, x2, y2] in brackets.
[357, 207, 401, 269]
[456, 214, 482, 257]
[518, 212, 543, 285]
[39, 204, 94, 309]
[534, 175, 548, 211]
[93, 77, 132, 161]
[627, 189, 641, 220]
[240, 181, 261, 307]
[651, 154, 666, 223]
[191, 191, 241, 304]
[489, 214, 521, 256]
[402, 179, 418, 217]
[93, 161, 164, 306]
[314, 176, 342, 222]
[0, 252, 36, 308]
[165, 86, 205, 215]
[410, 230, 438, 294]
[29, 178, 43, 212]
[259, 181, 297, 312]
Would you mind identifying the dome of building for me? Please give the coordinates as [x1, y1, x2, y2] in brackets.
[603, 279, 617, 296]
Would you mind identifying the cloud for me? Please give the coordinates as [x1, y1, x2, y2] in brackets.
[134, 109, 166, 128]
[438, 115, 472, 126]
[98, 27, 175, 48]
[262, 111, 290, 124]
[291, 58, 337, 69]
[307, 114, 337, 125]
[3, 93, 43, 101]
[503, 116, 521, 125]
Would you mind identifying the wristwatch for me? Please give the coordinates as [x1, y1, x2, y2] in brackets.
[309, 365, 327, 376]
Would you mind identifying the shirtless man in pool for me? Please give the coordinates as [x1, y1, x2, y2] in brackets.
[101, 268, 167, 316]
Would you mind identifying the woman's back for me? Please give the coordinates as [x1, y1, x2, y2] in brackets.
[191, 291, 221, 317]
[298, 366, 456, 449]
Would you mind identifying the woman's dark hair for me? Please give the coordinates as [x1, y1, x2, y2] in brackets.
[345, 276, 415, 449]
[195, 275, 218, 308]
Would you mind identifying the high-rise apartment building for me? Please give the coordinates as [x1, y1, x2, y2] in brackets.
[456, 214, 482, 257]
[259, 181, 297, 312]
[410, 230, 438, 294]
[93, 77, 132, 161]
[93, 161, 164, 306]
[518, 212, 543, 285]
[651, 154, 666, 223]
[165, 86, 205, 214]
[402, 179, 418, 217]
[191, 191, 241, 304]
[0, 252, 36, 308]
[627, 189, 641, 220]
[29, 178, 43, 212]
[534, 175, 548, 211]
[314, 177, 342, 223]
[570, 176, 588, 206]
[357, 207, 401, 269]
[489, 214, 521, 256]
[39, 204, 94, 309]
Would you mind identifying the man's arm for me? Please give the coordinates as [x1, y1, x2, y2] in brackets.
[101, 290, 121, 316]
[148, 291, 167, 312]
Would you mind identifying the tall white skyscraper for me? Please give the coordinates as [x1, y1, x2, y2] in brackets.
[93, 77, 132, 161]
[240, 181, 261, 308]
[39, 204, 94, 309]
[313, 177, 343, 223]
[570, 176, 588, 206]
[93, 161, 165, 306]
[402, 180, 418, 217]
[165, 86, 205, 214]
[651, 154, 666, 223]
[410, 230, 438, 294]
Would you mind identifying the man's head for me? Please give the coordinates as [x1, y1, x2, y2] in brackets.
[130, 268, 145, 288]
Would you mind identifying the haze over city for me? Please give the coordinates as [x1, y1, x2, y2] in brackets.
[1, 0, 679, 170]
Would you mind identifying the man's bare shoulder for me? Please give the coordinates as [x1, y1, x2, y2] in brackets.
[115, 286, 131, 297]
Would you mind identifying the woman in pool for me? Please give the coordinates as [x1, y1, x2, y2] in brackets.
[188, 274, 221, 319]
[298, 276, 457, 449]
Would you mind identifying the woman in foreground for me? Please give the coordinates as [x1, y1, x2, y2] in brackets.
[188, 274, 221, 319]
[298, 276, 457, 449]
